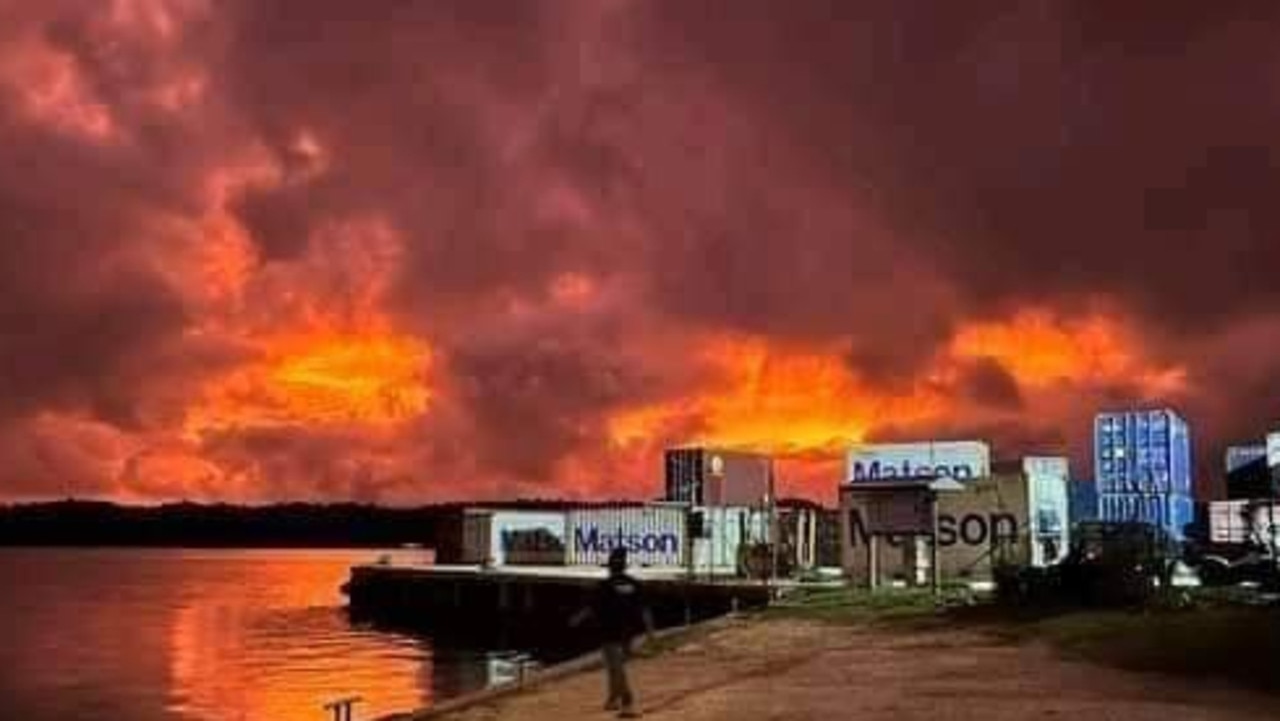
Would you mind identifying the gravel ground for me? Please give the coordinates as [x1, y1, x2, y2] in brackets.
[429, 617, 1278, 721]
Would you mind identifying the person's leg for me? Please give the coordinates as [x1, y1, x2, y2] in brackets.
[604, 642, 629, 712]
[601, 645, 616, 706]
[614, 642, 635, 716]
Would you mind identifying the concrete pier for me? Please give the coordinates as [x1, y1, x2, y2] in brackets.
[344, 564, 773, 648]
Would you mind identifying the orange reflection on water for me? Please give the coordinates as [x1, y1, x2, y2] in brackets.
[165, 551, 434, 721]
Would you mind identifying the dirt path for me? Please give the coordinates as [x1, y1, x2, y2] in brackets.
[429, 618, 1278, 721]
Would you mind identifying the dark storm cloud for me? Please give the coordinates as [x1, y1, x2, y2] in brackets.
[0, 1, 251, 496]
[5, 0, 1280, 500]
[0, 100, 189, 430]
[230, 184, 317, 261]
[956, 359, 1025, 410]
[636, 0, 1280, 328]
[214, 0, 621, 314]
[444, 310, 672, 482]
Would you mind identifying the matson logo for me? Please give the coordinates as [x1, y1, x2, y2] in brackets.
[850, 460, 978, 482]
[501, 529, 564, 553]
[574, 526, 680, 555]
[847, 509, 1019, 547]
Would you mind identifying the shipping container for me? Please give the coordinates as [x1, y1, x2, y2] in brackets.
[689, 506, 771, 574]
[434, 509, 494, 565]
[1097, 492, 1195, 540]
[1210, 500, 1251, 544]
[1067, 480, 1098, 525]
[847, 441, 990, 484]
[778, 506, 818, 571]
[664, 447, 773, 506]
[1268, 432, 1280, 469]
[1226, 445, 1267, 474]
[1094, 409, 1191, 496]
[1024, 456, 1070, 566]
[840, 473, 1031, 586]
[566, 505, 688, 568]
[1227, 457, 1273, 500]
[1210, 500, 1280, 547]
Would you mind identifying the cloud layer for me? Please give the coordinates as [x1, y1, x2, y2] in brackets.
[0, 0, 1277, 502]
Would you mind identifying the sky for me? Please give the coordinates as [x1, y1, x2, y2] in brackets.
[0, 0, 1277, 504]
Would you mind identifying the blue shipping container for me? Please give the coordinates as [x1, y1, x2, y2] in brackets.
[1094, 409, 1192, 496]
[1097, 492, 1195, 540]
[1068, 481, 1098, 524]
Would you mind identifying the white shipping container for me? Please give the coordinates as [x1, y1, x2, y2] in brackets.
[1210, 501, 1250, 544]
[566, 505, 688, 568]
[1226, 445, 1267, 474]
[1023, 456, 1070, 566]
[487, 510, 566, 566]
[690, 506, 771, 574]
[847, 441, 991, 483]
[1210, 500, 1280, 546]
[1268, 432, 1280, 469]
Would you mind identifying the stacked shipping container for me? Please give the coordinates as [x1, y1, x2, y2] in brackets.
[1094, 409, 1194, 540]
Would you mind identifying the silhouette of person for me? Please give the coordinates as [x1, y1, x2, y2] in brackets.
[571, 547, 655, 718]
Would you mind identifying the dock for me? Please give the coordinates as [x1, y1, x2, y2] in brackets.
[344, 564, 774, 648]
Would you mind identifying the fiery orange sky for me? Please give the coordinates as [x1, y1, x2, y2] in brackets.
[1, 1, 1278, 503]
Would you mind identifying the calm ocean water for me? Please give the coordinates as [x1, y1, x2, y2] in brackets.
[0, 548, 533, 721]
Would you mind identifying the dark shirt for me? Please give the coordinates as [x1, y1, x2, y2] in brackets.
[594, 573, 645, 643]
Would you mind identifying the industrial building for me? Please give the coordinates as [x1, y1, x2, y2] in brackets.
[1094, 409, 1194, 540]
[663, 447, 773, 506]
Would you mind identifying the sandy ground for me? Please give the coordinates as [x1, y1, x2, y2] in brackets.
[429, 617, 1278, 721]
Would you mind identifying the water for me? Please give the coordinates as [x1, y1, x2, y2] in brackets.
[0, 548, 533, 721]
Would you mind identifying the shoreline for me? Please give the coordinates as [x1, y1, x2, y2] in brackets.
[375, 621, 725, 721]
[375, 603, 1279, 721]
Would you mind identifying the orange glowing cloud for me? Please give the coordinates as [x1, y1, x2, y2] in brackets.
[185, 328, 432, 437]
[950, 310, 1187, 395]
[610, 309, 1185, 464]
[610, 336, 947, 456]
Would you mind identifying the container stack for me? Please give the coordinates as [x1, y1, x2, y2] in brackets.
[1094, 409, 1195, 540]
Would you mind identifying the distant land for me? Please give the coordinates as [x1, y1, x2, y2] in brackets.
[0, 498, 825, 548]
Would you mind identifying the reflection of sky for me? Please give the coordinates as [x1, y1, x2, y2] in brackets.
[0, 549, 454, 721]
[166, 551, 434, 721]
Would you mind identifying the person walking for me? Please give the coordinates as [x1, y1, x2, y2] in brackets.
[572, 547, 655, 718]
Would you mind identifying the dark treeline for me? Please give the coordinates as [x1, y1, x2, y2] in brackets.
[0, 498, 646, 548]
[0, 497, 825, 548]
